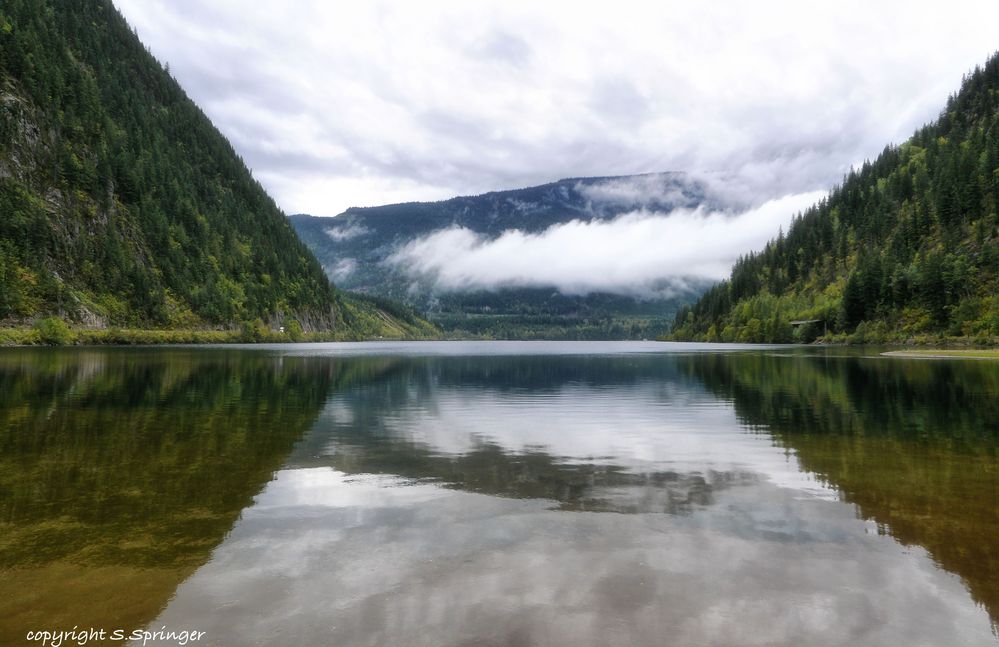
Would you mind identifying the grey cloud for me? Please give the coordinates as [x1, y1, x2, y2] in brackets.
[324, 223, 369, 241]
[328, 258, 358, 282]
[590, 78, 652, 126]
[113, 1, 999, 216]
[469, 30, 533, 67]
[416, 109, 497, 145]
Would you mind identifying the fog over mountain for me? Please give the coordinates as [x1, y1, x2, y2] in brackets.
[386, 191, 822, 297]
[290, 173, 821, 338]
[295, 173, 731, 295]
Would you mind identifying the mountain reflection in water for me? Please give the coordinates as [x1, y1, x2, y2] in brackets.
[2, 344, 997, 646]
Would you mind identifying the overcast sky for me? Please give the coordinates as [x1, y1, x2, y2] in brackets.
[113, 1, 998, 217]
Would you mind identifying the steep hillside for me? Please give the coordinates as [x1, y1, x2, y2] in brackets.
[672, 54, 999, 343]
[338, 292, 440, 340]
[0, 0, 339, 330]
[292, 173, 721, 339]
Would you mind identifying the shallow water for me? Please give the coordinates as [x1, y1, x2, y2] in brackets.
[1, 342, 997, 645]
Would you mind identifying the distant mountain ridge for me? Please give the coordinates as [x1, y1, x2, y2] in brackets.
[293, 172, 724, 282]
[326, 172, 724, 235]
[292, 173, 723, 338]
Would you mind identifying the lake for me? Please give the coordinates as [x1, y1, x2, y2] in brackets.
[1, 341, 997, 646]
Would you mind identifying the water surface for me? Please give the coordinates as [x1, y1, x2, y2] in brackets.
[1, 342, 997, 645]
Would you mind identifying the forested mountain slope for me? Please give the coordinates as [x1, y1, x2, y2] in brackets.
[672, 54, 999, 343]
[0, 0, 339, 330]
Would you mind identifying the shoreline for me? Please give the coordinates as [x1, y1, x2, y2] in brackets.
[881, 349, 999, 360]
[0, 326, 438, 347]
[2, 324, 997, 349]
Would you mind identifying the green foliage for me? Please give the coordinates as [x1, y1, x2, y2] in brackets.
[0, 327, 38, 345]
[434, 314, 669, 341]
[339, 293, 440, 340]
[238, 318, 270, 343]
[77, 328, 235, 345]
[33, 316, 73, 345]
[421, 288, 688, 340]
[672, 54, 999, 343]
[0, 295, 438, 345]
[0, 0, 336, 328]
[284, 319, 304, 342]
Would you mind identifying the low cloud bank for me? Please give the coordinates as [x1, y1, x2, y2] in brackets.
[324, 223, 369, 241]
[329, 258, 357, 282]
[386, 191, 825, 297]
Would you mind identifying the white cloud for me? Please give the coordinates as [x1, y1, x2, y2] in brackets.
[329, 258, 358, 283]
[575, 174, 708, 210]
[386, 191, 825, 296]
[112, 0, 999, 216]
[324, 223, 369, 242]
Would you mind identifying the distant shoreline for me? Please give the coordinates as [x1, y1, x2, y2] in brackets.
[882, 349, 999, 360]
[0, 326, 436, 347]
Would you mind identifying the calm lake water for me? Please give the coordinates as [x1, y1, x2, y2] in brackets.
[1, 341, 997, 646]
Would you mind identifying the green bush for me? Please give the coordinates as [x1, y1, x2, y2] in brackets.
[34, 317, 74, 345]
[0, 328, 40, 345]
[793, 321, 821, 344]
[284, 319, 304, 342]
